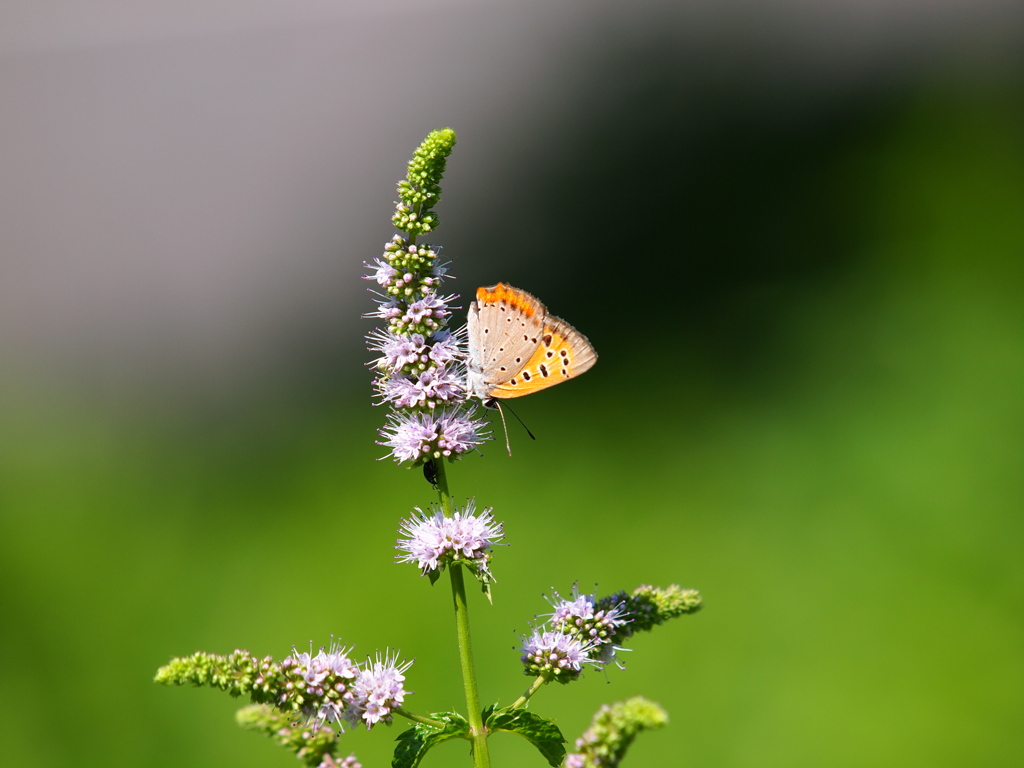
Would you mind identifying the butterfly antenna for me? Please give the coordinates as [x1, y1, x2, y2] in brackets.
[493, 401, 514, 456]
[503, 401, 537, 442]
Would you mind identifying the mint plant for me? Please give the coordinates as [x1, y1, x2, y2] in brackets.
[155, 128, 702, 768]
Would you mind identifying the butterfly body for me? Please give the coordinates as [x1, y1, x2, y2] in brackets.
[466, 283, 597, 402]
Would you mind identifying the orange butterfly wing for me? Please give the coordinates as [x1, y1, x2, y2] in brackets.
[485, 315, 597, 399]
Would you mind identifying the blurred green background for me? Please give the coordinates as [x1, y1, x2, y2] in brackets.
[1, 3, 1023, 768]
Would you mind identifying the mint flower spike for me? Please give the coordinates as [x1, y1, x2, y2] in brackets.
[396, 499, 505, 586]
[563, 697, 668, 768]
[518, 584, 703, 684]
[156, 640, 375, 733]
[366, 129, 488, 466]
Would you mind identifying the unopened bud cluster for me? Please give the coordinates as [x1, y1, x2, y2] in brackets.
[390, 129, 452, 236]
[564, 696, 668, 768]
[596, 584, 703, 638]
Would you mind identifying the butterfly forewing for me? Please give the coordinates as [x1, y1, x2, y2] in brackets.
[469, 284, 547, 389]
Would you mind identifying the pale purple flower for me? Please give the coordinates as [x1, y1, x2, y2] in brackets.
[378, 409, 487, 464]
[378, 413, 439, 463]
[550, 587, 630, 654]
[414, 366, 463, 401]
[343, 652, 413, 730]
[550, 591, 598, 627]
[281, 641, 358, 729]
[396, 500, 504, 578]
[520, 629, 597, 682]
[381, 366, 463, 409]
[367, 331, 429, 373]
[547, 586, 631, 670]
[593, 640, 631, 669]
[427, 329, 462, 366]
[366, 300, 402, 322]
[365, 258, 398, 286]
[321, 648, 360, 681]
[380, 376, 423, 409]
[563, 754, 586, 768]
[400, 293, 453, 328]
[432, 409, 487, 455]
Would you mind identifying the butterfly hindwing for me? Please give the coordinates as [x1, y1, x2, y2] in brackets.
[486, 315, 597, 398]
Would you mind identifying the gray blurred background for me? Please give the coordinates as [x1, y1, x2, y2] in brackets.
[2, 2, 1022, 768]
[3, 0, 1019, 406]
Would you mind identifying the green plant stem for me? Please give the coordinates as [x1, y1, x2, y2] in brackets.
[510, 675, 547, 709]
[393, 707, 447, 729]
[434, 459, 491, 768]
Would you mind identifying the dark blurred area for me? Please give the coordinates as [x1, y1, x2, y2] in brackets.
[1, 2, 1022, 767]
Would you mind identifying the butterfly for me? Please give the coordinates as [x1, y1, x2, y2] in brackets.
[466, 283, 597, 404]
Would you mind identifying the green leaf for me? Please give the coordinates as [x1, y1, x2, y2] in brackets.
[427, 569, 442, 586]
[392, 712, 470, 768]
[485, 706, 566, 767]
